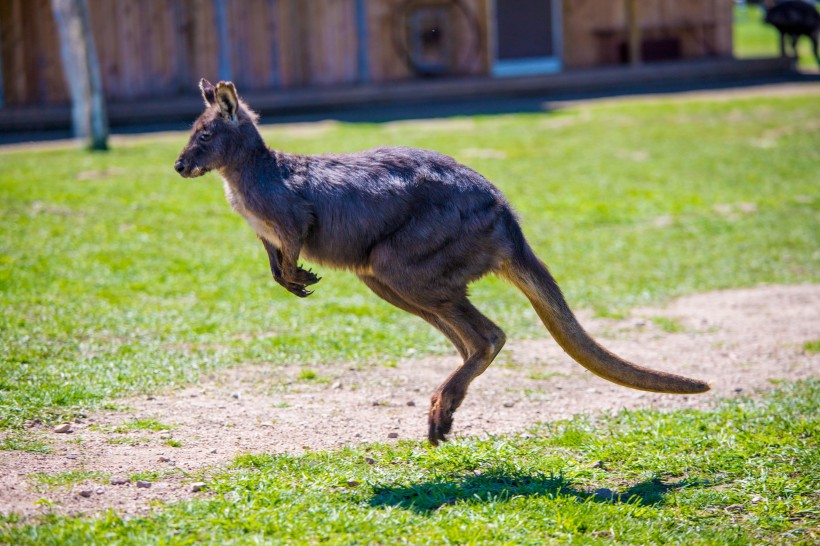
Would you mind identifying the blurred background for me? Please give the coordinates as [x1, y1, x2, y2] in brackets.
[0, 0, 817, 141]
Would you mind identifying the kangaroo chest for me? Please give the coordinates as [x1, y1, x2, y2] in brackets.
[222, 179, 282, 248]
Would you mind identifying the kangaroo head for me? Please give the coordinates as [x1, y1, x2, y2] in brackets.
[174, 79, 262, 178]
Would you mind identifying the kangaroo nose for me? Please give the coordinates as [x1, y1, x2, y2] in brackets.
[174, 161, 185, 174]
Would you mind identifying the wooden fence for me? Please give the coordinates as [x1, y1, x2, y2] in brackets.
[0, 0, 734, 110]
[0, 0, 490, 108]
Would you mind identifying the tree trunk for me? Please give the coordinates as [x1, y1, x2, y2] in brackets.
[51, 0, 108, 150]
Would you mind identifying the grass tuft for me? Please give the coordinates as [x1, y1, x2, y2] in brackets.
[0, 435, 51, 454]
[650, 316, 686, 334]
[803, 340, 820, 353]
[29, 471, 108, 489]
[298, 368, 319, 381]
[112, 418, 172, 433]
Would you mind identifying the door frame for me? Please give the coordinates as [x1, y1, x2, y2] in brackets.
[490, 0, 563, 77]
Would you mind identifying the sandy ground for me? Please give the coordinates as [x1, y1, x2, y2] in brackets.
[1, 284, 817, 519]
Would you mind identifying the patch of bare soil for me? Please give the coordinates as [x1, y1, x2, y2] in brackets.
[2, 284, 818, 519]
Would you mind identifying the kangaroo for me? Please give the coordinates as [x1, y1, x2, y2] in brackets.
[764, 0, 820, 65]
[174, 79, 710, 445]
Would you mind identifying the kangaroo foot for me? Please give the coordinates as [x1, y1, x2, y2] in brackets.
[428, 391, 458, 446]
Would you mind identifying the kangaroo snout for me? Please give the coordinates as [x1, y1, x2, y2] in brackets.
[173, 159, 209, 178]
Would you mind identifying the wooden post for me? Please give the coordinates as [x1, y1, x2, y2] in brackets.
[625, 0, 641, 66]
[51, 0, 108, 150]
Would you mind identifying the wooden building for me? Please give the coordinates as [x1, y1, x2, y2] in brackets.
[1, 0, 735, 112]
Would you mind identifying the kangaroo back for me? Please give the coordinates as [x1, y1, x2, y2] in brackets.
[502, 234, 710, 394]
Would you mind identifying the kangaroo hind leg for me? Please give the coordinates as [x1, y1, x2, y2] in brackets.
[360, 274, 505, 444]
[357, 274, 470, 360]
[423, 298, 506, 445]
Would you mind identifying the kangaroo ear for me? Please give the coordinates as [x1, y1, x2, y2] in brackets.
[199, 79, 216, 106]
[215, 81, 239, 122]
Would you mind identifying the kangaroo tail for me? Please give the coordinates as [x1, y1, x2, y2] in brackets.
[502, 236, 710, 394]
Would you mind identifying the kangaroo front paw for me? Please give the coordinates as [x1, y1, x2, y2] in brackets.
[272, 274, 314, 298]
[285, 283, 313, 298]
[293, 265, 321, 286]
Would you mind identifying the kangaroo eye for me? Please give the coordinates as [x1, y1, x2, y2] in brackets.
[199, 131, 212, 142]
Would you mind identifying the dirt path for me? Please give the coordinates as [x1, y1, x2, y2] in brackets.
[2, 284, 818, 519]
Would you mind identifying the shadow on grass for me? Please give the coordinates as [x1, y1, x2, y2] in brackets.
[369, 470, 700, 513]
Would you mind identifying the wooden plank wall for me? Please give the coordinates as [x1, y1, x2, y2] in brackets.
[366, 0, 489, 82]
[0, 0, 361, 107]
[226, 0, 280, 90]
[709, 0, 734, 58]
[0, 0, 733, 108]
[0, 0, 492, 107]
[277, 0, 359, 88]
[562, 0, 734, 69]
[0, 0, 69, 106]
[89, 0, 181, 100]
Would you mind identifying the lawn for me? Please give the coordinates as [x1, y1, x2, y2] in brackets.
[1, 88, 818, 542]
[2, 380, 818, 544]
[2, 90, 818, 429]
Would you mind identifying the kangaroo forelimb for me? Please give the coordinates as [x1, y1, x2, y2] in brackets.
[261, 239, 318, 298]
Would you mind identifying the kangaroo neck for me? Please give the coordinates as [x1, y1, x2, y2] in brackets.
[218, 143, 277, 189]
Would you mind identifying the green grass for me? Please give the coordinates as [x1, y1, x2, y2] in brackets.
[734, 4, 818, 70]
[650, 316, 686, 334]
[128, 469, 180, 483]
[0, 434, 51, 454]
[298, 368, 319, 381]
[1, 91, 818, 430]
[3, 379, 817, 544]
[92, 418, 173, 441]
[104, 436, 144, 446]
[28, 471, 108, 489]
[115, 418, 171, 433]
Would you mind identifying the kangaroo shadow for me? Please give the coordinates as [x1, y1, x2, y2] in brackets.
[368, 469, 701, 513]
